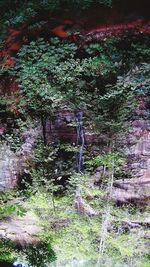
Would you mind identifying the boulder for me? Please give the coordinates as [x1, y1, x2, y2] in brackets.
[0, 128, 40, 189]
[74, 187, 98, 216]
[0, 212, 42, 247]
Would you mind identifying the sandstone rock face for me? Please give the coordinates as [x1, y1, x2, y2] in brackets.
[1, 99, 150, 205]
[0, 128, 40, 189]
[0, 111, 99, 189]
[0, 212, 42, 247]
[112, 97, 150, 204]
[45, 109, 99, 145]
[0, 144, 19, 189]
[45, 110, 76, 144]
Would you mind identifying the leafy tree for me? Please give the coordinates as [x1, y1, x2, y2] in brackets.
[12, 38, 106, 143]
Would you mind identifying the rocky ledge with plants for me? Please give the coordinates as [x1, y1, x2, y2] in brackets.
[0, 1, 150, 266]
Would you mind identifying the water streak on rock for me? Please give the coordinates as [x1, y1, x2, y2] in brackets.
[75, 111, 84, 173]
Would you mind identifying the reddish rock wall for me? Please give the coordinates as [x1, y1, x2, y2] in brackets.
[112, 97, 150, 205]
[45, 110, 99, 145]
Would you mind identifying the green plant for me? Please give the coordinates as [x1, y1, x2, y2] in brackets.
[66, 173, 88, 196]
[21, 141, 77, 212]
[1, 133, 22, 152]
[0, 203, 26, 218]
[0, 236, 56, 267]
[21, 236, 56, 266]
[11, 37, 123, 145]
[0, 238, 17, 263]
[0, 190, 26, 219]
[0, 0, 113, 28]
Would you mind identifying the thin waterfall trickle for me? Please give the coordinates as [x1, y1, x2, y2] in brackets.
[75, 111, 84, 173]
[74, 111, 85, 214]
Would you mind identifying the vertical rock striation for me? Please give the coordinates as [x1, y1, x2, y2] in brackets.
[112, 96, 150, 204]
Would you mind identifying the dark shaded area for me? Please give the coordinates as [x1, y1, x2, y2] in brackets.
[116, 0, 150, 18]
[0, 261, 12, 267]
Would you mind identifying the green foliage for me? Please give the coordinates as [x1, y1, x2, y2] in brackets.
[105, 232, 149, 265]
[59, 143, 78, 153]
[21, 141, 76, 208]
[0, 235, 56, 266]
[84, 39, 120, 78]
[0, 0, 113, 28]
[21, 236, 56, 266]
[1, 133, 22, 152]
[0, 4, 150, 266]
[85, 36, 149, 71]
[0, 96, 17, 122]
[0, 203, 26, 218]
[14, 39, 63, 115]
[0, 238, 17, 263]
[26, 191, 149, 267]
[86, 152, 124, 170]
[12, 36, 131, 140]
[7, 37, 148, 146]
[65, 0, 112, 10]
[0, 190, 26, 219]
[13, 37, 120, 144]
[0, 96, 8, 116]
[90, 63, 149, 139]
[14, 38, 103, 116]
[0, 116, 27, 152]
[66, 173, 88, 195]
[13, 39, 77, 119]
